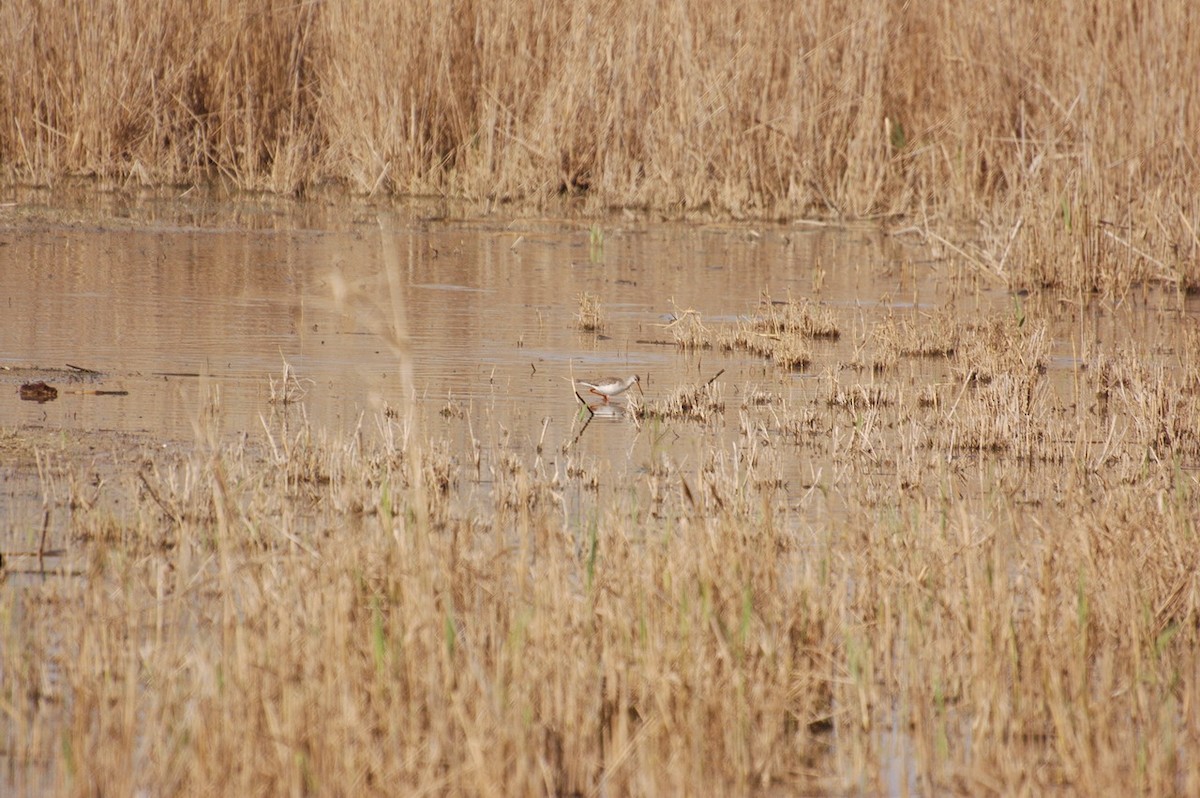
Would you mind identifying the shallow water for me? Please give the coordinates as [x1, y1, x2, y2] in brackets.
[0, 196, 964, 436]
[3, 192, 1199, 504]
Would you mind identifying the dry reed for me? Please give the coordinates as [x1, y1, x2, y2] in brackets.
[637, 378, 725, 422]
[2, 2, 1198, 290]
[574, 291, 606, 332]
[665, 305, 710, 349]
[3, 301, 1200, 795]
[676, 294, 841, 370]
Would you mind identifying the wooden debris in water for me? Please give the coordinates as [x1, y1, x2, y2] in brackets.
[18, 381, 57, 402]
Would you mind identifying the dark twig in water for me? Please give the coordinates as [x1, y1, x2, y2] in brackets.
[571, 412, 595, 447]
[38, 508, 49, 573]
[138, 469, 182, 524]
[575, 389, 595, 416]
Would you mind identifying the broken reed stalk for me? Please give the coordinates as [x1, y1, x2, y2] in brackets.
[575, 387, 594, 416]
[568, 359, 592, 417]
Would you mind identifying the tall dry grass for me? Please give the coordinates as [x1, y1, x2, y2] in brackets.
[2, 1, 1198, 288]
[3, 307, 1200, 795]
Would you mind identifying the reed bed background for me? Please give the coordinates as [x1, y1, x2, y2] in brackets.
[2, 0, 1199, 288]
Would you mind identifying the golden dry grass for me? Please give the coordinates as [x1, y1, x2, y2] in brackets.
[575, 291, 606, 333]
[3, 300, 1200, 795]
[712, 294, 840, 370]
[2, 1, 1198, 290]
[3, 3, 1200, 792]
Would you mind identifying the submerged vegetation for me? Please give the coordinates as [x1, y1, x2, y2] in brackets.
[2, 1, 1199, 290]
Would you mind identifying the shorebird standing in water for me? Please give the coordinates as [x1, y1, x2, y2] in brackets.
[577, 374, 642, 404]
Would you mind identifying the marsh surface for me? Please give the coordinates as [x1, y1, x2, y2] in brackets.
[3, 193, 1200, 796]
[3, 194, 944, 438]
[4, 193, 1197, 498]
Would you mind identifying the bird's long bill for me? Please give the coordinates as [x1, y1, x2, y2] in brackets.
[635, 378, 644, 395]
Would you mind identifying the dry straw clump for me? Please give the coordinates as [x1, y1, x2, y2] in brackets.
[871, 309, 959, 362]
[751, 294, 841, 341]
[575, 291, 606, 332]
[637, 378, 726, 422]
[665, 305, 711, 349]
[713, 294, 838, 370]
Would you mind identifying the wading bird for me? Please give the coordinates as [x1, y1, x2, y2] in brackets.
[577, 374, 642, 403]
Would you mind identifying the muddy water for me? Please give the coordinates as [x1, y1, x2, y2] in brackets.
[3, 194, 1198, 513]
[0, 199, 944, 442]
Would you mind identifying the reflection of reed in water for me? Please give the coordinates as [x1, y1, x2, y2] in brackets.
[328, 213, 418, 430]
[377, 212, 416, 423]
[325, 215, 426, 537]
